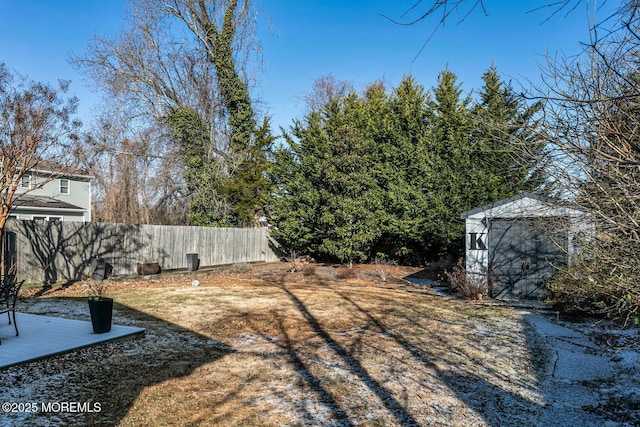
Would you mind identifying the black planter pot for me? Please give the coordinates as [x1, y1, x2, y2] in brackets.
[186, 253, 200, 272]
[88, 298, 113, 334]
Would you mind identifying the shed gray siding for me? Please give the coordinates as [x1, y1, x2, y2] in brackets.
[460, 192, 592, 299]
[488, 218, 567, 299]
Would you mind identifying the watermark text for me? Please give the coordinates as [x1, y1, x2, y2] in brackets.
[2, 401, 101, 413]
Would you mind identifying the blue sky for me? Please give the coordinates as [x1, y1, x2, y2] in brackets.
[0, 0, 614, 133]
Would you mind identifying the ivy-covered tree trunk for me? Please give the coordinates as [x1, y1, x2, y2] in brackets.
[168, 107, 233, 225]
[201, 0, 257, 152]
[166, 0, 271, 227]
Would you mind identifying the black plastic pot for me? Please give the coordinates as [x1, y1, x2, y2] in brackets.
[91, 258, 113, 281]
[186, 253, 200, 272]
[88, 297, 113, 333]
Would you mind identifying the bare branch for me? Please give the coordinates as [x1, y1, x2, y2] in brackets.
[0, 63, 81, 231]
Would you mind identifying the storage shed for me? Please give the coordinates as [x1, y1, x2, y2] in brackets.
[460, 192, 592, 300]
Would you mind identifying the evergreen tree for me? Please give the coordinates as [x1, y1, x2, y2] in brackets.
[270, 92, 385, 264]
[268, 128, 322, 258]
[317, 93, 385, 265]
[424, 68, 474, 256]
[375, 75, 433, 262]
[226, 117, 277, 226]
[269, 67, 545, 264]
[471, 64, 545, 202]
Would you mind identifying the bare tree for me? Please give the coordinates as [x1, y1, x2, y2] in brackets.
[72, 0, 263, 225]
[303, 75, 354, 113]
[382, 1, 607, 59]
[383, 0, 598, 27]
[521, 1, 640, 323]
[72, 0, 261, 155]
[74, 99, 191, 225]
[0, 63, 81, 270]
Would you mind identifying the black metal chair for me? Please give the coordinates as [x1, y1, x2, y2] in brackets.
[0, 278, 24, 345]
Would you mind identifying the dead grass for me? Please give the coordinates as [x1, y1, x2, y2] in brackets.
[5, 263, 547, 426]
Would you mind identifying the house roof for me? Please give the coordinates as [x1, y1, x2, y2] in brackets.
[13, 195, 86, 211]
[18, 160, 93, 180]
[460, 191, 587, 219]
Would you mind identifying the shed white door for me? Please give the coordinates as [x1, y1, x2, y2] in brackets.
[488, 218, 567, 299]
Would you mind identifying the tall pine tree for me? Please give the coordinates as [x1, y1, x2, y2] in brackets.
[471, 64, 545, 202]
[423, 68, 474, 256]
[269, 67, 545, 264]
[375, 75, 433, 262]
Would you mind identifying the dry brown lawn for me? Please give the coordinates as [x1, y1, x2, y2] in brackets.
[4, 263, 548, 426]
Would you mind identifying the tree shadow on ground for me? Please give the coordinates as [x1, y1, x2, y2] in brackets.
[272, 315, 352, 425]
[6, 267, 550, 426]
[275, 282, 421, 425]
[333, 289, 543, 427]
[256, 269, 544, 426]
[1, 299, 233, 426]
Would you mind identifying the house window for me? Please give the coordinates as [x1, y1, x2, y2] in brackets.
[32, 216, 46, 221]
[49, 217, 62, 223]
[21, 174, 31, 189]
[8, 215, 18, 220]
[60, 179, 70, 194]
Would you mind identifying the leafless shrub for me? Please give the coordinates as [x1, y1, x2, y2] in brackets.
[86, 279, 109, 301]
[445, 259, 488, 301]
[534, 2, 640, 323]
[233, 263, 252, 274]
[547, 249, 640, 327]
[336, 266, 357, 280]
[374, 265, 387, 282]
[371, 256, 398, 282]
[284, 252, 315, 273]
[302, 264, 317, 277]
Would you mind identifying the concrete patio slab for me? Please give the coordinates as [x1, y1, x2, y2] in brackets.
[0, 313, 145, 369]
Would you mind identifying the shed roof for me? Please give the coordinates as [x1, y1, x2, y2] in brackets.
[460, 192, 587, 220]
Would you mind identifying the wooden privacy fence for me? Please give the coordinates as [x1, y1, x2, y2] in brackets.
[4, 220, 281, 284]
